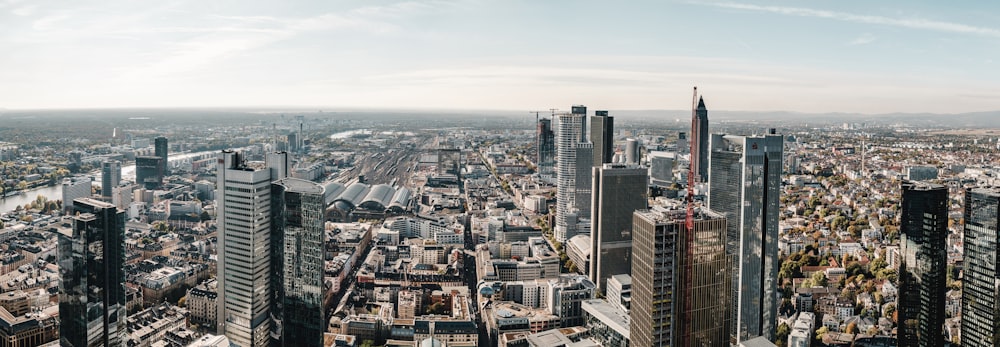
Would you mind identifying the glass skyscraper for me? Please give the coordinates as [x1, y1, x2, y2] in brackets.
[589, 110, 614, 166]
[708, 132, 782, 343]
[271, 178, 327, 347]
[590, 163, 647, 293]
[961, 187, 999, 346]
[898, 181, 947, 347]
[59, 198, 126, 347]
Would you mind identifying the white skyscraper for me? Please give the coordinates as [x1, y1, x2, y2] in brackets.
[216, 150, 288, 347]
[554, 105, 590, 242]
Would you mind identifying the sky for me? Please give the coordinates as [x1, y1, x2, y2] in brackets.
[1, 0, 999, 113]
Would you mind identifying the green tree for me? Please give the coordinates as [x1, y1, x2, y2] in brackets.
[811, 271, 828, 287]
[776, 323, 790, 347]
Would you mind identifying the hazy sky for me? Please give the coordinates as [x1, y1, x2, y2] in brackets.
[1, 0, 998, 113]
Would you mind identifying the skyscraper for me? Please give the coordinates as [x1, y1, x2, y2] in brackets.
[59, 198, 126, 347]
[708, 132, 783, 343]
[216, 150, 289, 347]
[590, 163, 647, 293]
[271, 178, 326, 347]
[590, 110, 614, 166]
[154, 136, 168, 176]
[135, 156, 163, 189]
[961, 187, 1000, 347]
[536, 118, 555, 176]
[692, 97, 709, 182]
[898, 181, 947, 347]
[101, 160, 121, 197]
[554, 105, 590, 242]
[631, 201, 729, 347]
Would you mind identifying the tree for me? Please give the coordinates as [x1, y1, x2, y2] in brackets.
[776, 323, 791, 347]
[846, 321, 858, 334]
[815, 326, 829, 341]
[811, 271, 828, 287]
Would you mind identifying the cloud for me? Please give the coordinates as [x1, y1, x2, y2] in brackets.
[707, 2, 1000, 39]
[849, 33, 877, 46]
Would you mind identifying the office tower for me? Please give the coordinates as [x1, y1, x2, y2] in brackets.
[59, 198, 126, 347]
[546, 274, 596, 327]
[632, 201, 729, 347]
[266, 152, 292, 181]
[625, 138, 639, 164]
[271, 178, 326, 347]
[216, 150, 288, 347]
[692, 97, 709, 182]
[135, 156, 164, 189]
[590, 163, 647, 293]
[708, 132, 783, 343]
[101, 160, 121, 197]
[574, 143, 594, 220]
[590, 110, 614, 166]
[648, 151, 675, 187]
[554, 105, 589, 242]
[898, 181, 947, 347]
[536, 118, 555, 176]
[962, 187, 1000, 347]
[677, 132, 689, 155]
[287, 132, 298, 153]
[154, 136, 168, 176]
[62, 176, 93, 214]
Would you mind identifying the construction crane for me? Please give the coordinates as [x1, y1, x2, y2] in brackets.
[683, 86, 698, 347]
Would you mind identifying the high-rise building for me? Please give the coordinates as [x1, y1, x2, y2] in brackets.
[692, 97, 709, 182]
[898, 181, 947, 347]
[536, 118, 555, 176]
[135, 156, 164, 189]
[624, 138, 639, 164]
[271, 178, 326, 347]
[59, 198, 126, 347]
[648, 151, 675, 187]
[590, 110, 614, 166]
[708, 132, 783, 343]
[962, 187, 1000, 347]
[101, 160, 121, 197]
[590, 163, 647, 293]
[62, 176, 93, 214]
[154, 136, 168, 176]
[216, 150, 288, 347]
[631, 201, 730, 347]
[554, 106, 590, 242]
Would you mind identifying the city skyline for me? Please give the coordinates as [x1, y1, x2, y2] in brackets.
[2, 1, 999, 113]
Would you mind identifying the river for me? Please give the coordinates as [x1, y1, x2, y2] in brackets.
[0, 150, 215, 214]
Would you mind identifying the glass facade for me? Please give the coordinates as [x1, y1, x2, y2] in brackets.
[898, 181, 947, 347]
[708, 134, 782, 343]
[590, 111, 614, 166]
[961, 188, 1000, 347]
[59, 198, 126, 347]
[272, 178, 327, 347]
[590, 164, 647, 293]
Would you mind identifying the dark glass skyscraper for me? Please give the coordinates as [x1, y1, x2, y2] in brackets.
[154, 136, 168, 176]
[135, 156, 163, 189]
[631, 201, 729, 347]
[59, 198, 126, 347]
[590, 110, 614, 166]
[708, 133, 782, 343]
[537, 118, 555, 176]
[101, 160, 121, 197]
[898, 181, 947, 347]
[590, 163, 647, 293]
[693, 97, 709, 182]
[271, 178, 327, 347]
[962, 187, 1000, 347]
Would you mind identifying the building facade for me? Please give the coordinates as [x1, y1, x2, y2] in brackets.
[216, 150, 288, 347]
[897, 181, 947, 347]
[59, 198, 127, 347]
[536, 118, 555, 177]
[554, 106, 589, 242]
[589, 163, 647, 293]
[590, 110, 614, 167]
[62, 176, 92, 214]
[101, 160, 121, 198]
[708, 132, 782, 343]
[271, 178, 327, 347]
[135, 156, 164, 189]
[962, 187, 1000, 347]
[693, 97, 709, 182]
[154, 136, 168, 176]
[631, 201, 730, 347]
